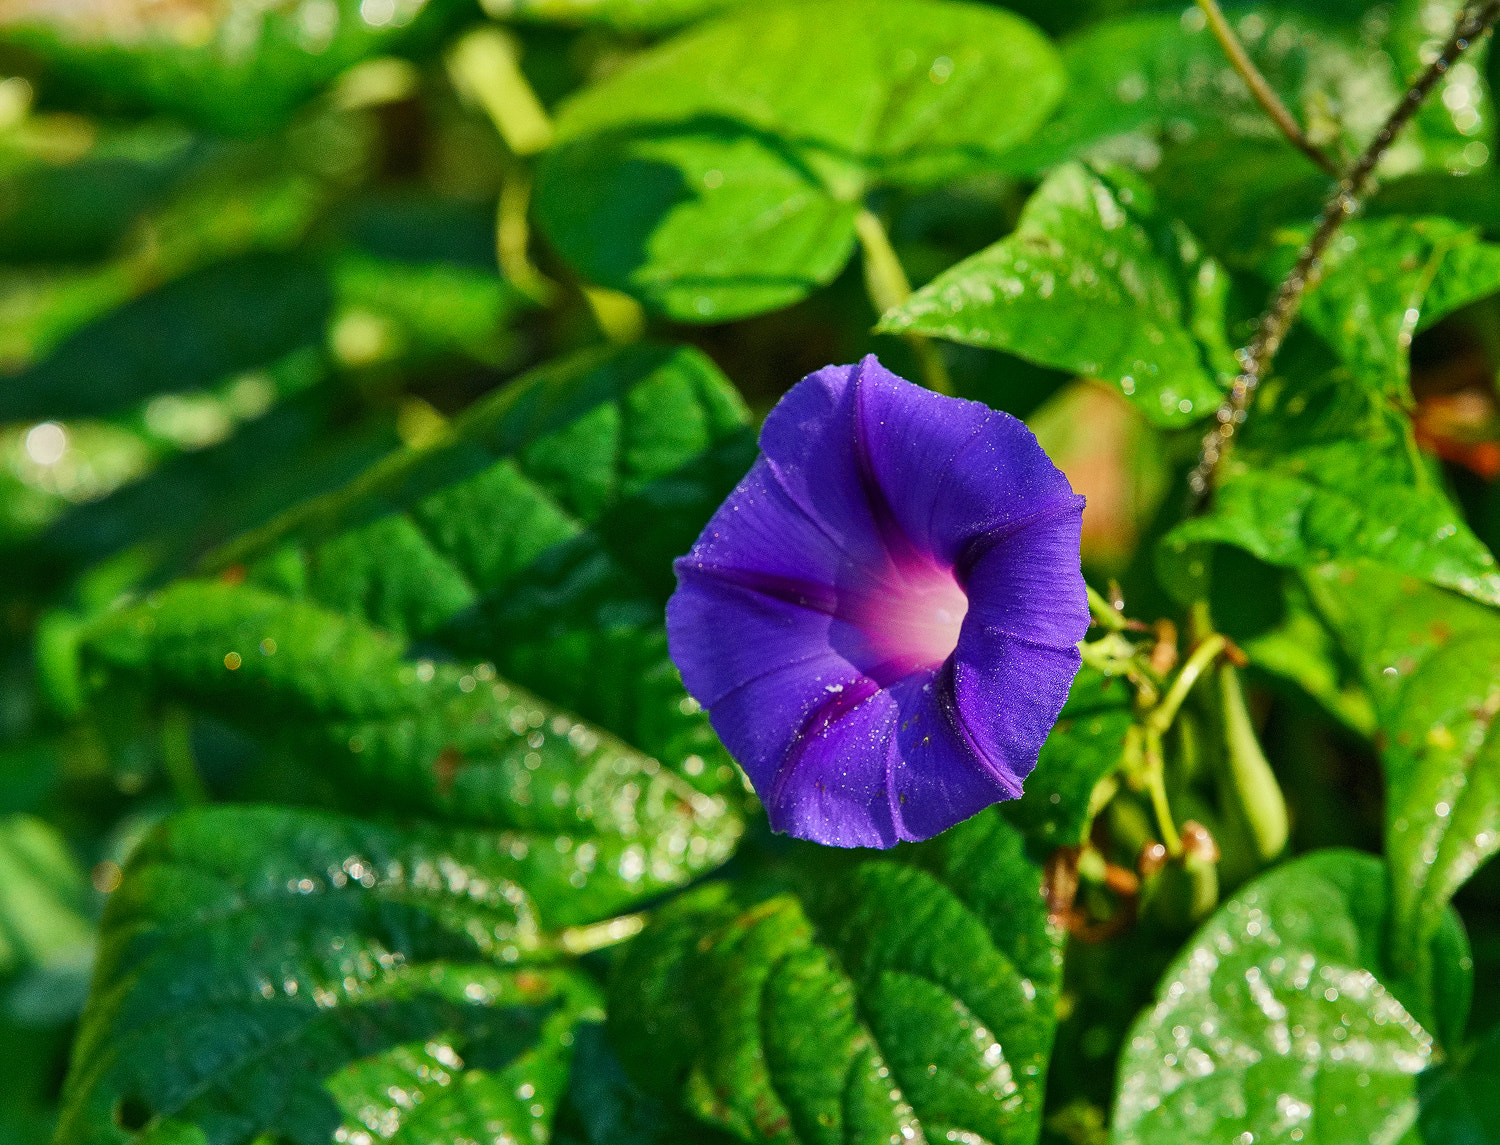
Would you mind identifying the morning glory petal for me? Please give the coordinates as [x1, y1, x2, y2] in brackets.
[667, 355, 1087, 848]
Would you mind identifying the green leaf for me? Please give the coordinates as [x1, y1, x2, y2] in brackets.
[0, 0, 468, 135]
[609, 811, 1063, 1145]
[1260, 217, 1500, 403]
[1387, 0, 1494, 177]
[0, 129, 200, 264]
[881, 163, 1231, 427]
[1006, 9, 1410, 175]
[0, 814, 94, 978]
[1418, 1020, 1500, 1144]
[331, 253, 524, 369]
[554, 1021, 739, 1145]
[1146, 136, 1330, 270]
[53, 804, 603, 1145]
[80, 579, 742, 923]
[1112, 850, 1472, 1145]
[0, 254, 332, 422]
[480, 0, 745, 31]
[1237, 573, 1377, 738]
[534, 0, 1063, 321]
[1002, 667, 1131, 853]
[537, 131, 861, 324]
[28, 374, 393, 582]
[212, 342, 755, 786]
[1305, 563, 1500, 978]
[1166, 436, 1500, 608]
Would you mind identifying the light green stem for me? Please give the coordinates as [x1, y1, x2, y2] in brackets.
[854, 209, 953, 395]
[1148, 634, 1227, 735]
[1142, 726, 1183, 858]
[1087, 585, 1127, 631]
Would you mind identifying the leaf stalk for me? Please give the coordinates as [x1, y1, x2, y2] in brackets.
[855, 209, 954, 394]
[1193, 0, 1340, 177]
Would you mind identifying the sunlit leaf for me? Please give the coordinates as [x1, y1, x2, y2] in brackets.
[0, 814, 93, 979]
[1113, 850, 1471, 1145]
[534, 0, 1063, 321]
[480, 0, 744, 31]
[881, 163, 1231, 427]
[1260, 216, 1500, 403]
[1306, 563, 1500, 978]
[0, 0, 469, 134]
[1167, 436, 1500, 608]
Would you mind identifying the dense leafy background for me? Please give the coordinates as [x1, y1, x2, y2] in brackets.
[2, 0, 1500, 1142]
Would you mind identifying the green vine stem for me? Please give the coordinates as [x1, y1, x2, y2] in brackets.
[1141, 725, 1183, 857]
[1147, 633, 1227, 735]
[1086, 584, 1129, 631]
[855, 209, 954, 395]
[1189, 0, 1500, 503]
[448, 27, 561, 304]
[1194, 0, 1340, 176]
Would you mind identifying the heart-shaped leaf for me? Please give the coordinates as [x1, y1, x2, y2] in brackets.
[882, 164, 1232, 427]
[534, 0, 1063, 321]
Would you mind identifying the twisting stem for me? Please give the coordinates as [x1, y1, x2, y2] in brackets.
[1189, 0, 1500, 504]
[1194, 0, 1340, 177]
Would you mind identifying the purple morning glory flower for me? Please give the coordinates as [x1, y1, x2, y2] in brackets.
[666, 355, 1088, 849]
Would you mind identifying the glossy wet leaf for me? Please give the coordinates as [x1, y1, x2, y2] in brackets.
[1305, 564, 1500, 977]
[54, 342, 756, 1141]
[1112, 850, 1471, 1145]
[1167, 436, 1500, 607]
[0, 254, 333, 422]
[1002, 668, 1131, 852]
[534, 0, 1062, 321]
[53, 804, 602, 1145]
[609, 811, 1063, 1145]
[1260, 217, 1500, 403]
[881, 164, 1231, 427]
[0, 0, 468, 135]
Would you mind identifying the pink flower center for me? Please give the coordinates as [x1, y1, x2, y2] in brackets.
[855, 560, 969, 680]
